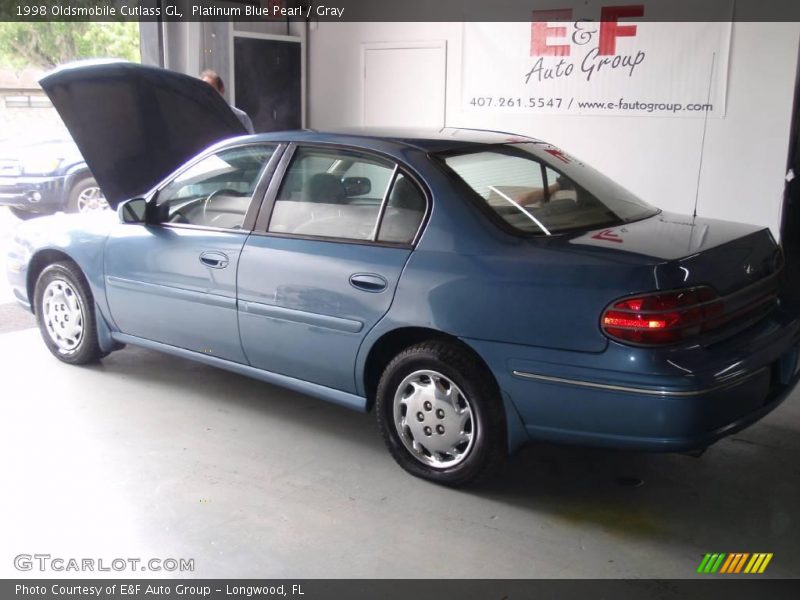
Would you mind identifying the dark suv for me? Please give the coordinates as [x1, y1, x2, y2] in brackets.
[0, 139, 107, 219]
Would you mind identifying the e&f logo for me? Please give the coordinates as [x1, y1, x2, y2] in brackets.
[697, 553, 773, 574]
[526, 5, 646, 84]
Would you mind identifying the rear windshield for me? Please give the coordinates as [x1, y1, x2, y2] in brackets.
[439, 143, 659, 235]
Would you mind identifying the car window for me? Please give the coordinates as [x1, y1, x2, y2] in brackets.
[269, 147, 395, 241]
[448, 152, 548, 209]
[545, 166, 579, 203]
[376, 174, 426, 244]
[344, 162, 394, 202]
[154, 144, 276, 229]
[440, 144, 658, 235]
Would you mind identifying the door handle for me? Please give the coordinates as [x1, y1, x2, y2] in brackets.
[199, 251, 229, 269]
[349, 273, 387, 293]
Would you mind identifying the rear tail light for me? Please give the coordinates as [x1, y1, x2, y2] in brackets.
[601, 286, 724, 345]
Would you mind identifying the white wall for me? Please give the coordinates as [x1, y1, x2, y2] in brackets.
[307, 21, 800, 239]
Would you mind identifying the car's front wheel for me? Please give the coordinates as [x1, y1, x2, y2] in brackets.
[376, 341, 506, 486]
[34, 262, 103, 364]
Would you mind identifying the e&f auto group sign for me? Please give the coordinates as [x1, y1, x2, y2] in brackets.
[462, 0, 732, 117]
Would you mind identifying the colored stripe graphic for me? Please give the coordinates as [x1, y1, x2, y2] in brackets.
[697, 554, 712, 573]
[745, 554, 760, 573]
[698, 553, 727, 573]
[719, 554, 736, 573]
[745, 553, 774, 574]
[710, 553, 726, 573]
[734, 553, 749, 573]
[698, 553, 773, 574]
[759, 554, 774, 573]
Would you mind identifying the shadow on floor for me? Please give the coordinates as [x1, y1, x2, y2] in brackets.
[75, 343, 800, 558]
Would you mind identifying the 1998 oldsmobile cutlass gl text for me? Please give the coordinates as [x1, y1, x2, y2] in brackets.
[15, 3, 345, 18]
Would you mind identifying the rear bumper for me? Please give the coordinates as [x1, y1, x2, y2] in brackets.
[464, 307, 800, 452]
[0, 175, 67, 212]
[509, 363, 796, 451]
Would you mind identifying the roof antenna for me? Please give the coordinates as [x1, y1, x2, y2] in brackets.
[693, 52, 717, 219]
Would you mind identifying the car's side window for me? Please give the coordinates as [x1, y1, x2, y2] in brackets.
[269, 147, 395, 241]
[154, 144, 276, 230]
[376, 173, 426, 244]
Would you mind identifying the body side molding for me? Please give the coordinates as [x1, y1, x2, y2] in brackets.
[111, 332, 368, 412]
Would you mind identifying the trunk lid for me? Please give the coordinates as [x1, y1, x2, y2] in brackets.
[569, 211, 781, 293]
[569, 212, 783, 341]
[39, 61, 246, 208]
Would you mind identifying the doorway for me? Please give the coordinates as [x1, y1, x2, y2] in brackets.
[232, 33, 303, 133]
[780, 40, 800, 309]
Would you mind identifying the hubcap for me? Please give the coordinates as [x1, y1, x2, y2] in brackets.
[393, 370, 475, 468]
[42, 279, 84, 353]
[76, 186, 108, 213]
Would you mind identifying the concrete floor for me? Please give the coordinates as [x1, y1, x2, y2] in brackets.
[0, 320, 798, 579]
[0, 206, 798, 577]
[0, 207, 20, 303]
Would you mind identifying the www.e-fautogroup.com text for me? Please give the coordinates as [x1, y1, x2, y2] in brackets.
[466, 96, 713, 114]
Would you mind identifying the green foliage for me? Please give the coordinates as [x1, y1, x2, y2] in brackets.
[0, 22, 140, 69]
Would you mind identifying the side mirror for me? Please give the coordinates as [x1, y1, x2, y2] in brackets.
[118, 197, 147, 223]
[342, 176, 371, 197]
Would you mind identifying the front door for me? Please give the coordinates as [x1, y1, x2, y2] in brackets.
[105, 143, 279, 362]
[237, 145, 428, 392]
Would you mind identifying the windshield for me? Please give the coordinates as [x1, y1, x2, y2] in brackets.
[439, 143, 658, 235]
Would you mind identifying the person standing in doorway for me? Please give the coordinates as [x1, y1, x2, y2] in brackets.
[200, 69, 255, 134]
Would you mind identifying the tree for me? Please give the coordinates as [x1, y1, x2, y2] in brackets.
[0, 22, 140, 69]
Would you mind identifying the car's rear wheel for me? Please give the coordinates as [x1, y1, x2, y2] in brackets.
[375, 341, 506, 486]
[34, 262, 103, 364]
[67, 177, 108, 214]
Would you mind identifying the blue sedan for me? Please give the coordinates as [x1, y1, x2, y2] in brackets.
[7, 62, 799, 485]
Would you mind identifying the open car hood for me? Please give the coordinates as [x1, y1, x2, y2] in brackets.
[40, 61, 246, 208]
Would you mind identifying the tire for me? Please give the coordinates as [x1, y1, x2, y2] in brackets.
[66, 177, 108, 214]
[376, 340, 507, 486]
[9, 207, 38, 220]
[34, 261, 103, 365]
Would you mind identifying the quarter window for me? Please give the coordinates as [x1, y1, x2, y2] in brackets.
[376, 174, 426, 244]
[154, 144, 276, 229]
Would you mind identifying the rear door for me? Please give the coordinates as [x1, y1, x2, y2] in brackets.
[104, 143, 282, 362]
[237, 144, 428, 392]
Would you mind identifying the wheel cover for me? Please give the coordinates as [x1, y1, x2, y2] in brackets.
[76, 186, 108, 213]
[393, 369, 475, 468]
[42, 279, 84, 353]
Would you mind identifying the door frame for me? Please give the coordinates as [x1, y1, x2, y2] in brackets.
[360, 40, 447, 128]
[229, 30, 306, 128]
[780, 36, 800, 245]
